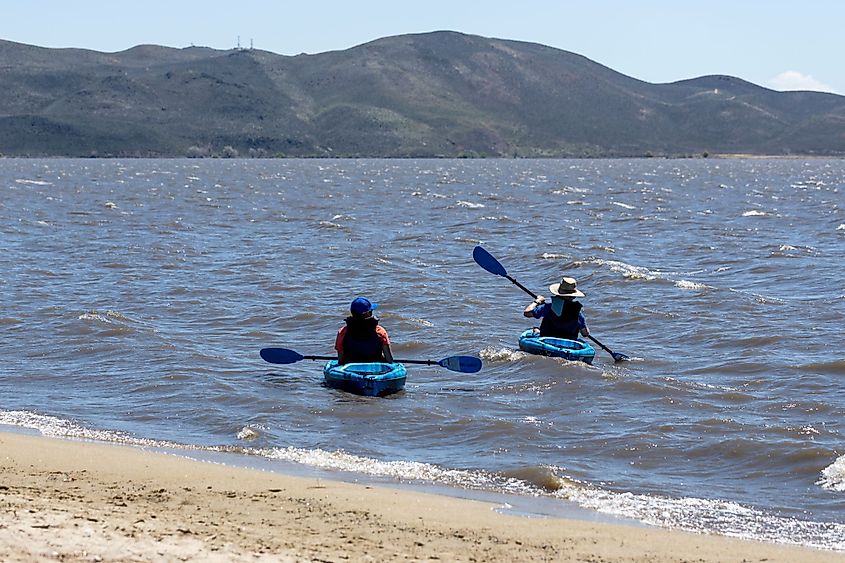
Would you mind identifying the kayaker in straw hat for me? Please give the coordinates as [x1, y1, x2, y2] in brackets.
[335, 297, 394, 365]
[523, 276, 590, 341]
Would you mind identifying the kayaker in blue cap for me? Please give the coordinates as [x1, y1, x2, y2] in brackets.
[523, 276, 590, 341]
[334, 297, 394, 364]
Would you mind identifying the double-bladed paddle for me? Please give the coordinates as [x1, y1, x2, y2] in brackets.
[472, 245, 629, 362]
[260, 348, 483, 373]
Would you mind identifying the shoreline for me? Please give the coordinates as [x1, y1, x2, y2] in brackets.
[1, 431, 841, 562]
[2, 154, 845, 160]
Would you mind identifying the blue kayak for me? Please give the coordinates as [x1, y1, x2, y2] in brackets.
[518, 329, 596, 364]
[323, 360, 407, 397]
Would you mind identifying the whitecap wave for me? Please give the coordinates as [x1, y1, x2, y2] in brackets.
[78, 310, 132, 324]
[611, 201, 636, 210]
[318, 220, 347, 230]
[237, 426, 262, 441]
[601, 260, 658, 280]
[15, 179, 53, 186]
[592, 259, 716, 288]
[479, 347, 525, 362]
[400, 317, 434, 328]
[456, 200, 485, 209]
[818, 455, 845, 492]
[742, 210, 767, 217]
[675, 280, 708, 290]
[773, 244, 817, 256]
[551, 185, 589, 195]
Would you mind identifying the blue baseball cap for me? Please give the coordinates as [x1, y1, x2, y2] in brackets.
[350, 297, 378, 315]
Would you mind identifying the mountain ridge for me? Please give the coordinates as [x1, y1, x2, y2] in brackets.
[1, 31, 844, 157]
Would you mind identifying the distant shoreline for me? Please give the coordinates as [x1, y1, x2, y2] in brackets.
[3, 33, 844, 160]
[1, 153, 843, 160]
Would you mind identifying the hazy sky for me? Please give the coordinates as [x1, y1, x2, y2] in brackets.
[3, 1, 842, 95]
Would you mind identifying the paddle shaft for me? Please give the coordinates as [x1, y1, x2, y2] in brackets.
[505, 274, 540, 300]
[261, 347, 482, 372]
[300, 354, 447, 366]
[586, 335, 614, 355]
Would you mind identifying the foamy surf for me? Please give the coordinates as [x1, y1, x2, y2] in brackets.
[237, 445, 845, 551]
[556, 482, 845, 552]
[2, 410, 843, 551]
[479, 347, 527, 362]
[818, 455, 845, 492]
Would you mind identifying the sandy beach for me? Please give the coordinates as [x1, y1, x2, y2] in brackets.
[0, 431, 840, 562]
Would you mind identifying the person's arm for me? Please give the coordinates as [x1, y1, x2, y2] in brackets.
[578, 311, 590, 337]
[382, 344, 394, 363]
[523, 295, 546, 317]
[376, 326, 393, 362]
[335, 327, 346, 363]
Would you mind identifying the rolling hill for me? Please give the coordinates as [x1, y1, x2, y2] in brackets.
[1, 31, 844, 157]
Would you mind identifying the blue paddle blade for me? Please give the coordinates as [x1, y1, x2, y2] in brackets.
[473, 246, 508, 277]
[438, 355, 483, 373]
[260, 348, 305, 364]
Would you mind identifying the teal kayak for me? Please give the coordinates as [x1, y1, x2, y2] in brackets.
[518, 329, 596, 364]
[323, 360, 407, 396]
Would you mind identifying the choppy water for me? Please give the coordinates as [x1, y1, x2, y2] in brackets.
[1, 158, 843, 551]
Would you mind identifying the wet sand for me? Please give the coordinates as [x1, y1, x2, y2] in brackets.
[1, 431, 840, 562]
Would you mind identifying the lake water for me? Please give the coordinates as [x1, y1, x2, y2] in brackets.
[1, 158, 843, 551]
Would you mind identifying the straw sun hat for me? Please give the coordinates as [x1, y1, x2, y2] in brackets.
[549, 277, 585, 298]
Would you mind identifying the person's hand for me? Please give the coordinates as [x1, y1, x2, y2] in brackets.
[534, 295, 546, 304]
